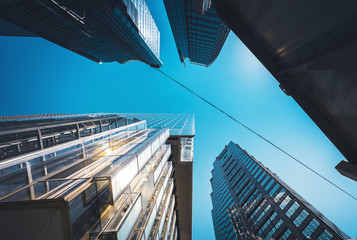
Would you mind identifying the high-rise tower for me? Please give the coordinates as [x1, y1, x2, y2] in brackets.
[212, 0, 357, 180]
[0, 113, 194, 239]
[211, 141, 349, 240]
[120, 113, 194, 239]
[163, 0, 230, 67]
[0, 0, 162, 67]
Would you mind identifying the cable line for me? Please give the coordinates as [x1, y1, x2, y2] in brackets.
[154, 68, 357, 201]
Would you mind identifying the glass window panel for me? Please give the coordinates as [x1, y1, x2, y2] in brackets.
[269, 184, 280, 196]
[317, 229, 333, 240]
[279, 195, 291, 210]
[260, 175, 270, 186]
[286, 202, 300, 218]
[302, 218, 320, 238]
[257, 172, 266, 182]
[264, 179, 275, 191]
[274, 188, 286, 203]
[279, 229, 291, 240]
[254, 168, 263, 178]
[293, 209, 309, 227]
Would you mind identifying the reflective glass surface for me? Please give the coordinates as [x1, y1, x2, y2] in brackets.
[302, 218, 320, 238]
[120, 113, 194, 136]
[317, 229, 334, 240]
[293, 209, 309, 227]
[286, 201, 300, 218]
[279, 229, 291, 240]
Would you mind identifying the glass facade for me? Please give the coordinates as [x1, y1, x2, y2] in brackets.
[120, 113, 195, 163]
[118, 113, 194, 239]
[0, 113, 190, 240]
[0, 0, 162, 67]
[211, 141, 350, 240]
[163, 0, 230, 66]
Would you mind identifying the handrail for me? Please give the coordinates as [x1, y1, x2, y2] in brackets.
[0, 121, 146, 170]
[0, 129, 149, 201]
[0, 115, 124, 136]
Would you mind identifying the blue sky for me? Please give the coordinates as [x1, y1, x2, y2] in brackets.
[1, 1, 357, 239]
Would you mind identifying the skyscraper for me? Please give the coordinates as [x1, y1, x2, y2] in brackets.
[211, 141, 350, 240]
[0, 0, 162, 67]
[0, 113, 194, 239]
[163, 0, 230, 67]
[120, 113, 194, 239]
[212, 0, 357, 180]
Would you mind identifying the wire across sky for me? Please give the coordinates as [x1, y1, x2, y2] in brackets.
[154, 68, 357, 201]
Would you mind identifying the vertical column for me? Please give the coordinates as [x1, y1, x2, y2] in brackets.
[37, 129, 44, 150]
[99, 120, 103, 133]
[76, 123, 81, 139]
[15, 133, 21, 154]
[115, 118, 119, 128]
[25, 161, 35, 199]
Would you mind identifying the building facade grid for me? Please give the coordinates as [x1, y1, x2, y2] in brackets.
[211, 141, 350, 240]
[163, 0, 230, 66]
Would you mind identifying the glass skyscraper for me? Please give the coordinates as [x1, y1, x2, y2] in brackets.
[120, 113, 194, 239]
[163, 0, 230, 67]
[0, 113, 194, 239]
[0, 0, 162, 67]
[211, 141, 350, 240]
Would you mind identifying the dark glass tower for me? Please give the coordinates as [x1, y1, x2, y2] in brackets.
[211, 141, 350, 240]
[163, 0, 230, 67]
[0, 113, 194, 239]
[0, 0, 162, 67]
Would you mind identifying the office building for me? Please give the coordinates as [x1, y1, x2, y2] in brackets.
[0, 113, 194, 239]
[163, 0, 230, 66]
[212, 0, 357, 180]
[120, 113, 194, 239]
[0, 0, 162, 67]
[211, 141, 350, 240]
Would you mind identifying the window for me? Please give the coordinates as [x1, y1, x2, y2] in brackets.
[251, 164, 259, 175]
[248, 162, 257, 171]
[264, 179, 275, 191]
[269, 184, 280, 196]
[274, 188, 286, 203]
[286, 201, 300, 218]
[262, 215, 280, 240]
[279, 229, 291, 240]
[257, 172, 266, 182]
[260, 174, 270, 186]
[279, 195, 291, 210]
[257, 212, 276, 237]
[302, 218, 320, 238]
[256, 205, 271, 223]
[293, 209, 309, 227]
[249, 199, 267, 220]
[254, 168, 263, 178]
[317, 229, 333, 240]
